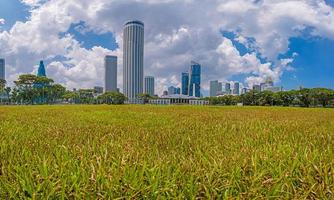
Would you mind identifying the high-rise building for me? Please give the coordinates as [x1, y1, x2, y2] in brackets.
[225, 83, 231, 94]
[233, 82, 240, 95]
[260, 83, 266, 92]
[38, 60, 46, 77]
[123, 20, 144, 100]
[242, 88, 249, 94]
[210, 80, 219, 97]
[176, 87, 181, 95]
[144, 76, 155, 96]
[188, 61, 201, 97]
[105, 55, 117, 93]
[265, 77, 274, 87]
[253, 85, 261, 92]
[94, 86, 104, 94]
[0, 59, 4, 80]
[218, 82, 223, 93]
[181, 72, 189, 95]
[168, 86, 180, 95]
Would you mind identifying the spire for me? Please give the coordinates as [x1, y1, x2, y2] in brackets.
[37, 60, 46, 77]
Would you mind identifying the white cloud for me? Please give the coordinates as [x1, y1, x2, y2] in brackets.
[0, 19, 5, 25]
[0, 0, 334, 95]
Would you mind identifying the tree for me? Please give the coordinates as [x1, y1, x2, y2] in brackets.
[50, 84, 66, 103]
[98, 92, 127, 105]
[137, 93, 152, 104]
[312, 88, 334, 107]
[297, 89, 312, 107]
[240, 90, 260, 106]
[274, 91, 295, 106]
[62, 91, 80, 104]
[0, 79, 6, 91]
[4, 87, 11, 103]
[14, 74, 38, 104]
[259, 91, 275, 106]
[0, 79, 7, 104]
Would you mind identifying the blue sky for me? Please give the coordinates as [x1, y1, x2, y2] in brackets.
[0, 0, 333, 94]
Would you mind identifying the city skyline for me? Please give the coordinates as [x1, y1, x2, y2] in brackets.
[0, 0, 334, 96]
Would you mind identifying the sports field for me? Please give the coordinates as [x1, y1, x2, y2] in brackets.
[0, 105, 333, 199]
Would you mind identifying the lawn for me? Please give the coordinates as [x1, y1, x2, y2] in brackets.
[0, 105, 333, 199]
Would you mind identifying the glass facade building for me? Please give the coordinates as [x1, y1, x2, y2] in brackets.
[188, 61, 201, 97]
[233, 82, 240, 95]
[181, 72, 189, 95]
[144, 76, 155, 96]
[168, 86, 180, 95]
[210, 80, 219, 97]
[225, 83, 231, 94]
[0, 59, 4, 80]
[105, 55, 118, 92]
[37, 61, 46, 77]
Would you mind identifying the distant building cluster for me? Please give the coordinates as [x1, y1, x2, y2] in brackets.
[0, 20, 286, 106]
[209, 77, 282, 97]
[167, 61, 202, 97]
[210, 81, 243, 97]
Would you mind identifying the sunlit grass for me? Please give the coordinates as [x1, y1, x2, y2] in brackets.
[0, 105, 333, 199]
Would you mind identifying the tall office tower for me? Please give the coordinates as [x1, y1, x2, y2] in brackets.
[225, 83, 231, 94]
[265, 77, 274, 87]
[38, 60, 46, 77]
[144, 76, 155, 96]
[253, 85, 261, 92]
[218, 82, 223, 93]
[123, 20, 144, 100]
[176, 87, 181, 95]
[233, 82, 240, 95]
[188, 61, 201, 97]
[94, 86, 104, 94]
[168, 86, 178, 95]
[242, 88, 248, 94]
[0, 59, 4, 80]
[260, 82, 266, 92]
[210, 80, 219, 97]
[105, 55, 118, 92]
[181, 72, 189, 95]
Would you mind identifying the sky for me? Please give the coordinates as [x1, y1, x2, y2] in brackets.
[0, 0, 333, 96]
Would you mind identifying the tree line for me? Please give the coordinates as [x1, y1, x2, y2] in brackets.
[204, 88, 334, 107]
[0, 74, 127, 105]
[1, 74, 333, 107]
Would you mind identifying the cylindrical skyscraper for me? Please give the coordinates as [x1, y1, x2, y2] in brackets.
[123, 20, 144, 100]
[105, 55, 118, 92]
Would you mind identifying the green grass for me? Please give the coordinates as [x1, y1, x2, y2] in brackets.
[0, 105, 333, 199]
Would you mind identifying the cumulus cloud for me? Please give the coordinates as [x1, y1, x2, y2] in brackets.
[0, 19, 5, 25]
[0, 0, 334, 95]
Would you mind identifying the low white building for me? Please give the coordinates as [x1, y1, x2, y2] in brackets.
[149, 94, 209, 106]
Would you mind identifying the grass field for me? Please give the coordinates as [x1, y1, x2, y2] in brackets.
[0, 105, 333, 199]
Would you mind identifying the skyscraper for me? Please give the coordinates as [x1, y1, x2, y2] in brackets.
[168, 86, 181, 95]
[181, 72, 189, 95]
[253, 85, 261, 92]
[105, 55, 117, 92]
[38, 60, 46, 77]
[144, 76, 155, 96]
[123, 20, 144, 100]
[188, 61, 201, 97]
[225, 83, 231, 94]
[218, 82, 223, 93]
[0, 59, 4, 80]
[233, 82, 240, 95]
[210, 80, 219, 97]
